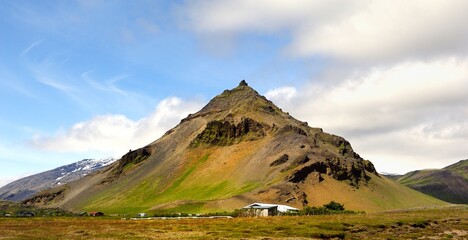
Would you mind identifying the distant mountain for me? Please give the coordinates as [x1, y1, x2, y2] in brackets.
[24, 81, 446, 214]
[0, 158, 115, 202]
[379, 173, 402, 181]
[390, 160, 468, 204]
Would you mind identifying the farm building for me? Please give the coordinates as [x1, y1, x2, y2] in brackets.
[241, 203, 299, 217]
[136, 213, 147, 217]
[89, 211, 104, 217]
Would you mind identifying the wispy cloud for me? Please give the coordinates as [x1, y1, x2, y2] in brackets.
[25, 54, 146, 114]
[28, 57, 80, 100]
[20, 40, 43, 57]
[36, 75, 76, 94]
[81, 71, 131, 95]
[0, 66, 36, 98]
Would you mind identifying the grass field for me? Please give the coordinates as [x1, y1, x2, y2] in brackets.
[0, 207, 466, 239]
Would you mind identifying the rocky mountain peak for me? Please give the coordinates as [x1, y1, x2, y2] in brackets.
[24, 81, 427, 214]
[183, 81, 298, 129]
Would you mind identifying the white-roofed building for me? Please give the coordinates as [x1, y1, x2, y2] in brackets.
[241, 203, 299, 216]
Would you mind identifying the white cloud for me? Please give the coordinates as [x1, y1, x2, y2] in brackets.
[180, 0, 344, 34]
[291, 1, 468, 62]
[180, 0, 468, 173]
[269, 57, 468, 173]
[297, 58, 467, 133]
[31, 97, 204, 158]
[265, 86, 297, 102]
[181, 0, 468, 62]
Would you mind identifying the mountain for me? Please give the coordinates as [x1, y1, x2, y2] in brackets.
[0, 158, 115, 202]
[393, 160, 468, 204]
[381, 173, 403, 181]
[24, 81, 446, 213]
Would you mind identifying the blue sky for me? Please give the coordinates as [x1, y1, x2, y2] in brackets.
[1, 0, 468, 186]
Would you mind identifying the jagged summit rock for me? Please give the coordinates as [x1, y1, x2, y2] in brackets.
[239, 79, 248, 86]
[24, 82, 446, 213]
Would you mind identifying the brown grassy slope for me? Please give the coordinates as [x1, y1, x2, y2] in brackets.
[24, 81, 447, 214]
[0, 207, 466, 240]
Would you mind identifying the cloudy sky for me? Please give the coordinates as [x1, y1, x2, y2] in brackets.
[1, 0, 467, 187]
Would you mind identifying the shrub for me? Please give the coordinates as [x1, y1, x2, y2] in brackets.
[323, 201, 345, 211]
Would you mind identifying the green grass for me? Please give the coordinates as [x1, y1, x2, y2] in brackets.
[122, 162, 135, 172]
[154, 202, 206, 214]
[80, 153, 261, 214]
[168, 154, 210, 192]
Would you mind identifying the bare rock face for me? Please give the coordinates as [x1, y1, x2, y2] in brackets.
[270, 154, 289, 167]
[101, 146, 153, 184]
[285, 158, 377, 187]
[190, 117, 268, 147]
[277, 125, 307, 136]
[115, 146, 152, 175]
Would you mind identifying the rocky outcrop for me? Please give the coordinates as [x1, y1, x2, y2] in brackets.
[286, 158, 378, 187]
[119, 147, 152, 170]
[277, 124, 307, 136]
[102, 146, 152, 184]
[270, 154, 289, 166]
[190, 117, 268, 147]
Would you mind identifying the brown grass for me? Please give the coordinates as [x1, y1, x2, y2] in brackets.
[0, 206, 466, 239]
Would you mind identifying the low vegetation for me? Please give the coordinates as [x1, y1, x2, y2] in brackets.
[0, 206, 466, 239]
[293, 201, 363, 216]
[0, 200, 74, 217]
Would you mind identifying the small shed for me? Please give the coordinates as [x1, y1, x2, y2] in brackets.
[242, 203, 299, 217]
[136, 213, 147, 218]
[16, 211, 35, 217]
[89, 211, 104, 217]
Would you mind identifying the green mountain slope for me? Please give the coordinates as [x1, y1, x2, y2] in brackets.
[24, 81, 447, 214]
[396, 160, 468, 204]
[445, 159, 468, 179]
